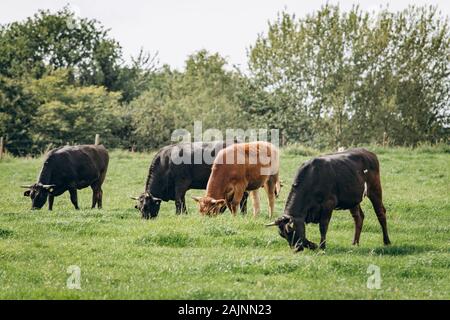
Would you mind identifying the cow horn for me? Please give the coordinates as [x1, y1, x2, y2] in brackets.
[42, 184, 56, 189]
[130, 196, 140, 200]
[265, 221, 278, 227]
[153, 197, 162, 202]
[20, 185, 33, 188]
[191, 196, 202, 202]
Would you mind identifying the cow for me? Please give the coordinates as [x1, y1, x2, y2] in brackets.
[193, 141, 280, 217]
[21, 144, 109, 210]
[131, 141, 249, 219]
[266, 148, 391, 251]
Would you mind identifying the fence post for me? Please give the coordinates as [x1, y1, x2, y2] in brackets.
[382, 132, 387, 147]
[95, 134, 100, 145]
[0, 137, 3, 159]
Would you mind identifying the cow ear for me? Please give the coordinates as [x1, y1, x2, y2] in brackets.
[23, 190, 31, 197]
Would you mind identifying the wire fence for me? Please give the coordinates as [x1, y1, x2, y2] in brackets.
[0, 134, 139, 158]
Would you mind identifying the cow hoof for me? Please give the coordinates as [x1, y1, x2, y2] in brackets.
[307, 242, 318, 250]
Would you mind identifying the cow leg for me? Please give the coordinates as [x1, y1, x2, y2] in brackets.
[181, 196, 187, 214]
[175, 196, 187, 214]
[350, 205, 364, 245]
[175, 200, 182, 214]
[292, 218, 316, 251]
[264, 180, 276, 219]
[175, 195, 189, 214]
[319, 213, 332, 250]
[48, 195, 54, 211]
[91, 186, 98, 209]
[96, 170, 107, 209]
[239, 191, 249, 214]
[96, 188, 103, 209]
[69, 189, 79, 210]
[250, 189, 261, 217]
[175, 183, 189, 214]
[368, 175, 391, 245]
[230, 188, 245, 216]
[91, 182, 103, 209]
[317, 199, 337, 249]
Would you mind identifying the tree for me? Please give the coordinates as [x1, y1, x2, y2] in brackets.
[27, 70, 124, 150]
[0, 6, 122, 90]
[127, 50, 248, 150]
[248, 5, 450, 147]
[0, 77, 38, 155]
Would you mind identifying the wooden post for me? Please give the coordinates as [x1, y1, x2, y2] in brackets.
[95, 134, 100, 145]
[383, 132, 387, 147]
[0, 137, 3, 159]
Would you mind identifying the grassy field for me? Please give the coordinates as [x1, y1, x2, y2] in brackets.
[0, 147, 449, 299]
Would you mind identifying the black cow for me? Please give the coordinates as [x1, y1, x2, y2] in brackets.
[132, 141, 248, 219]
[267, 148, 391, 251]
[22, 144, 109, 210]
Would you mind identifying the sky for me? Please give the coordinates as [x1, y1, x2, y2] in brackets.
[1, 0, 449, 70]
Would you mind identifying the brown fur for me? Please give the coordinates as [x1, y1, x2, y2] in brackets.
[194, 141, 280, 217]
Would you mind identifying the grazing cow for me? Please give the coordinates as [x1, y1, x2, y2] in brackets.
[132, 141, 249, 219]
[193, 141, 280, 217]
[266, 148, 391, 251]
[22, 144, 109, 210]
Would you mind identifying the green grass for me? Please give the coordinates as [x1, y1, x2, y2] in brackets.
[0, 148, 449, 299]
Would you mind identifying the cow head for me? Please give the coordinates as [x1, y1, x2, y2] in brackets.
[192, 196, 226, 215]
[266, 215, 302, 251]
[131, 193, 162, 219]
[21, 183, 55, 209]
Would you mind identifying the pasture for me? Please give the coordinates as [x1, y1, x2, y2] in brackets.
[0, 146, 449, 299]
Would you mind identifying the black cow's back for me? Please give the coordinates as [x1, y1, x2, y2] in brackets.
[40, 145, 109, 190]
[285, 148, 379, 221]
[145, 141, 229, 201]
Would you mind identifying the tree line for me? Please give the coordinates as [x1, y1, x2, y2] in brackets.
[0, 5, 448, 155]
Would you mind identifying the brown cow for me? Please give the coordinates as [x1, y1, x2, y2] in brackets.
[193, 141, 280, 217]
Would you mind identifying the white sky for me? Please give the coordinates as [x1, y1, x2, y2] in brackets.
[1, 0, 449, 70]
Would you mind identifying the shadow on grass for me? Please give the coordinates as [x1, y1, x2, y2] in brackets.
[327, 244, 436, 256]
[0, 228, 14, 238]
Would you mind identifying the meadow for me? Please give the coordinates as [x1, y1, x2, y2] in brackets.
[0, 146, 449, 299]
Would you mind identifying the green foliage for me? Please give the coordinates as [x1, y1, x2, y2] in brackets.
[248, 5, 450, 147]
[283, 143, 320, 156]
[127, 81, 177, 149]
[0, 149, 449, 298]
[0, 77, 38, 155]
[27, 70, 124, 149]
[0, 5, 449, 155]
[0, 6, 122, 90]
[127, 50, 248, 150]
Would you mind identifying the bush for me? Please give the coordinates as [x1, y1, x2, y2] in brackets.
[283, 143, 320, 156]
